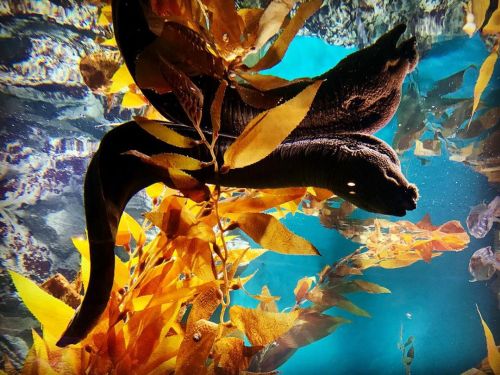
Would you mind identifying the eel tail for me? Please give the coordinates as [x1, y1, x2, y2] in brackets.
[56, 121, 182, 347]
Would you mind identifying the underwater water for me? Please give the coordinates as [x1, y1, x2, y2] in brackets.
[1, 0, 499, 374]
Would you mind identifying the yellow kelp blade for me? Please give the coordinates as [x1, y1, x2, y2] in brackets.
[253, 0, 300, 52]
[175, 319, 218, 375]
[227, 212, 319, 255]
[150, 153, 204, 170]
[483, 7, 500, 34]
[477, 306, 500, 374]
[470, 44, 498, 125]
[229, 305, 299, 346]
[109, 64, 134, 93]
[9, 270, 74, 342]
[135, 117, 198, 148]
[251, 0, 322, 71]
[122, 91, 149, 108]
[223, 80, 322, 169]
[72, 236, 90, 292]
[472, 0, 490, 31]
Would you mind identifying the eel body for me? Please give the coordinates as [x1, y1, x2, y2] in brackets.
[56, 0, 419, 347]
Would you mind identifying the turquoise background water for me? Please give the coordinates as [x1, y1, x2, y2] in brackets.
[232, 34, 500, 374]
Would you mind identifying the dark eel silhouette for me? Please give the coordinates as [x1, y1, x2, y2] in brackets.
[56, 0, 419, 347]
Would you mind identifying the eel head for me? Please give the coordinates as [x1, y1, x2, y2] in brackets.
[325, 24, 419, 134]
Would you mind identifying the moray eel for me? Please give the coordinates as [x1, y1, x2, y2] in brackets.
[56, 0, 419, 347]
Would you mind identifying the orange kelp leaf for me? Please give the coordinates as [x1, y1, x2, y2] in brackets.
[294, 276, 315, 303]
[97, 5, 112, 26]
[228, 212, 319, 255]
[109, 64, 134, 93]
[278, 310, 349, 348]
[203, 0, 244, 58]
[229, 306, 299, 346]
[210, 80, 227, 142]
[238, 8, 265, 47]
[72, 236, 90, 292]
[477, 306, 500, 374]
[9, 270, 73, 341]
[146, 182, 166, 200]
[473, 0, 490, 31]
[125, 150, 204, 191]
[117, 212, 146, 246]
[212, 337, 261, 374]
[187, 285, 223, 328]
[258, 285, 279, 312]
[138, 334, 183, 375]
[483, 8, 500, 34]
[470, 44, 498, 124]
[253, 0, 300, 51]
[251, 0, 322, 71]
[331, 280, 390, 294]
[136, 117, 198, 148]
[238, 72, 304, 91]
[150, 153, 204, 170]
[122, 91, 149, 108]
[146, 197, 214, 241]
[223, 80, 322, 169]
[22, 330, 59, 375]
[175, 319, 218, 375]
[225, 248, 268, 267]
[217, 189, 306, 216]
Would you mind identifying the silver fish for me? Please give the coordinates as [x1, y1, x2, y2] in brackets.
[466, 196, 500, 239]
[468, 246, 499, 282]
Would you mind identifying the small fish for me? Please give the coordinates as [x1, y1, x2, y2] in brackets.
[468, 246, 499, 282]
[466, 196, 500, 239]
[405, 312, 412, 320]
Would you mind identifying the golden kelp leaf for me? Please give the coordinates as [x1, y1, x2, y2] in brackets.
[23, 330, 60, 375]
[238, 8, 265, 48]
[228, 212, 319, 255]
[122, 91, 149, 108]
[109, 64, 134, 93]
[251, 0, 322, 71]
[72, 237, 90, 292]
[150, 153, 204, 170]
[175, 319, 218, 375]
[146, 182, 166, 200]
[210, 80, 227, 141]
[472, 0, 490, 31]
[97, 5, 112, 26]
[238, 72, 302, 91]
[294, 276, 315, 303]
[216, 189, 306, 216]
[257, 285, 279, 312]
[136, 117, 198, 148]
[223, 80, 322, 169]
[477, 306, 500, 374]
[203, 0, 245, 58]
[212, 337, 246, 373]
[138, 334, 183, 375]
[483, 8, 500, 34]
[470, 45, 498, 124]
[101, 36, 117, 46]
[253, 0, 300, 52]
[278, 310, 350, 348]
[330, 280, 390, 294]
[229, 306, 299, 346]
[187, 285, 223, 328]
[9, 270, 74, 341]
[225, 248, 268, 267]
[336, 298, 371, 317]
[119, 212, 146, 246]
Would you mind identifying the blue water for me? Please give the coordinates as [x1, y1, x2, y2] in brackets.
[233, 35, 500, 374]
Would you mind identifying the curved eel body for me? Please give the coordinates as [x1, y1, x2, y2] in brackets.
[57, 0, 419, 346]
